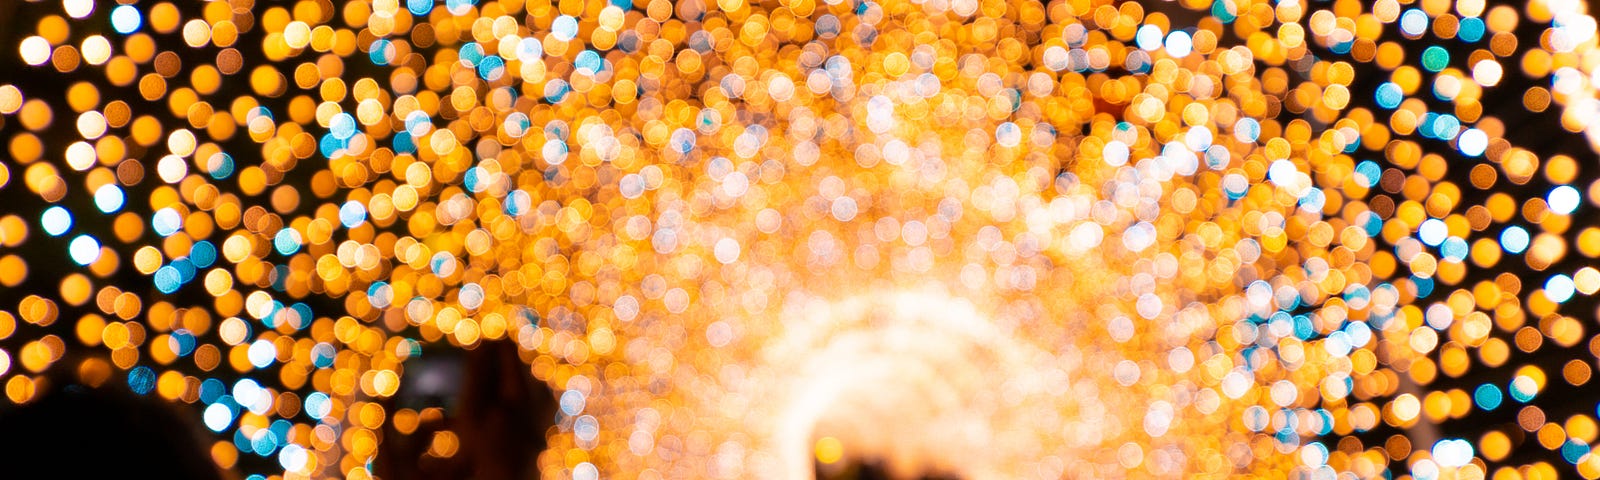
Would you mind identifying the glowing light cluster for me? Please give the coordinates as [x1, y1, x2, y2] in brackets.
[4, 0, 1600, 479]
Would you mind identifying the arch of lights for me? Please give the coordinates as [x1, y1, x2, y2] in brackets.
[5, 0, 1600, 479]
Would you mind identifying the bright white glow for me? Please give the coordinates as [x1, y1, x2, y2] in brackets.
[1458, 128, 1488, 156]
[1103, 140, 1129, 166]
[279, 444, 309, 471]
[76, 111, 106, 139]
[63, 0, 94, 19]
[1546, 274, 1576, 303]
[1431, 438, 1475, 467]
[68, 235, 100, 265]
[81, 35, 111, 65]
[1165, 31, 1193, 58]
[1549, 185, 1581, 215]
[765, 292, 1073, 480]
[1135, 25, 1163, 51]
[157, 155, 188, 183]
[714, 237, 741, 264]
[203, 403, 233, 432]
[1472, 60, 1502, 86]
[65, 141, 96, 170]
[19, 36, 50, 66]
[1418, 218, 1448, 246]
[94, 185, 124, 212]
[41, 206, 72, 236]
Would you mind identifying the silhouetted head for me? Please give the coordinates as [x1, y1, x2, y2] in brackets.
[376, 340, 557, 480]
[816, 457, 962, 480]
[0, 376, 224, 480]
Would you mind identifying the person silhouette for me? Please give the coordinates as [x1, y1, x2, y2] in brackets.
[815, 457, 962, 480]
[376, 340, 557, 480]
[0, 368, 225, 480]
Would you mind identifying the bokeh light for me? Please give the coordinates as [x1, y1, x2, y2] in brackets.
[5, 0, 1600, 479]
